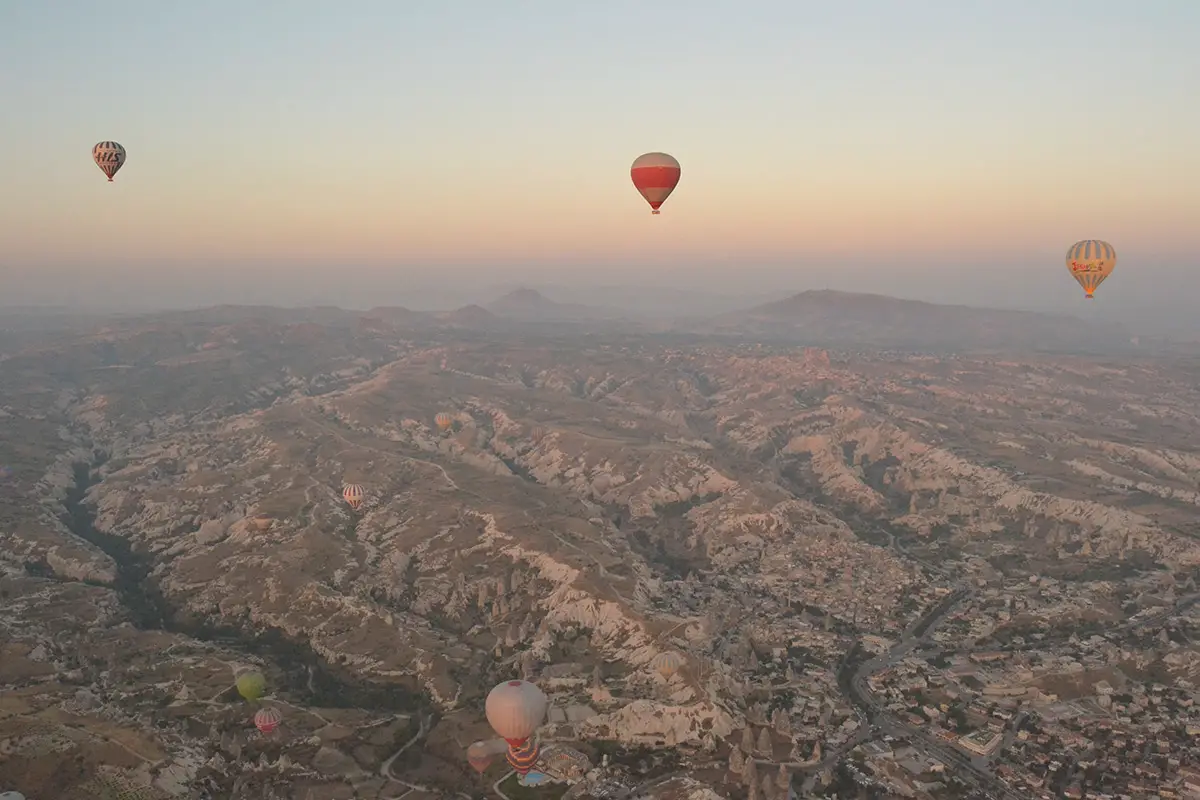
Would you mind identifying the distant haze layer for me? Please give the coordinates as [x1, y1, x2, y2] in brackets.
[1, 2, 1197, 333]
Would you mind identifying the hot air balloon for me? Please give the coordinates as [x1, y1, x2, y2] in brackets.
[435, 412, 453, 432]
[651, 651, 683, 679]
[530, 426, 546, 443]
[1065, 240, 1117, 299]
[466, 740, 495, 775]
[343, 484, 365, 511]
[0, 792, 27, 800]
[631, 152, 681, 215]
[254, 706, 282, 734]
[506, 740, 540, 776]
[485, 679, 548, 748]
[235, 670, 266, 701]
[92, 141, 126, 182]
[250, 514, 273, 532]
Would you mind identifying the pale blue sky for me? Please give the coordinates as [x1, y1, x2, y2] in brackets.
[1, 1, 1197, 331]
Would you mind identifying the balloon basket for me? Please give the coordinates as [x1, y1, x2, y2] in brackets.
[650, 210, 661, 215]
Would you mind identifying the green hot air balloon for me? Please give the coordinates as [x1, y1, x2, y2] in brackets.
[236, 670, 266, 702]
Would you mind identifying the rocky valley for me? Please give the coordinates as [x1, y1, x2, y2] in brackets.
[2, 297, 1199, 799]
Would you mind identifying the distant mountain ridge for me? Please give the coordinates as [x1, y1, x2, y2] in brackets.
[685, 289, 1134, 354]
[485, 288, 622, 322]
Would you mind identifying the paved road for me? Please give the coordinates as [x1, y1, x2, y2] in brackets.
[834, 586, 1200, 799]
[842, 585, 1028, 800]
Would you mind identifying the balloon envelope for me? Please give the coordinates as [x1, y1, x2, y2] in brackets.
[92, 141, 126, 182]
[343, 484, 365, 510]
[507, 740, 540, 775]
[631, 152, 681, 215]
[236, 670, 266, 701]
[435, 412, 453, 431]
[466, 741, 495, 774]
[652, 651, 683, 678]
[485, 680, 548, 746]
[1065, 240, 1116, 298]
[255, 706, 282, 733]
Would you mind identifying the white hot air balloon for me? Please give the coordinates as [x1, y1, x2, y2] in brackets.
[485, 679, 548, 747]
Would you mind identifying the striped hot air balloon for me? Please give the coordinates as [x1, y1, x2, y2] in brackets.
[506, 740, 540, 776]
[651, 651, 683, 679]
[342, 483, 366, 511]
[530, 426, 546, 443]
[435, 412, 453, 432]
[92, 141, 126, 182]
[631, 152, 681, 215]
[254, 706, 282, 734]
[1065, 240, 1117, 299]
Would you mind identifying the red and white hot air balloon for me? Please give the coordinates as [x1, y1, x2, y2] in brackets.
[254, 706, 282, 734]
[342, 483, 365, 511]
[485, 679, 548, 748]
[630, 152, 681, 215]
[92, 141, 126, 182]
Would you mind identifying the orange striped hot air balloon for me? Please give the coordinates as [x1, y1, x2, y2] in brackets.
[631, 152, 681, 215]
[342, 484, 365, 511]
[1065, 240, 1117, 299]
[651, 651, 683, 679]
[506, 740, 540, 776]
[435, 412, 453, 432]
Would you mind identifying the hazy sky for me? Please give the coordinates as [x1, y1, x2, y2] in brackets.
[2, 1, 1198, 323]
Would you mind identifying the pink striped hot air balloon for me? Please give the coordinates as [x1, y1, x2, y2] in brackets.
[630, 152, 681, 215]
[254, 706, 282, 734]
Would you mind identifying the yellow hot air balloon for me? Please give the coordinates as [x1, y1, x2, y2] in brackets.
[435, 412, 453, 432]
[651, 651, 683, 679]
[235, 670, 266, 701]
[1065, 240, 1117, 299]
[342, 483, 365, 511]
